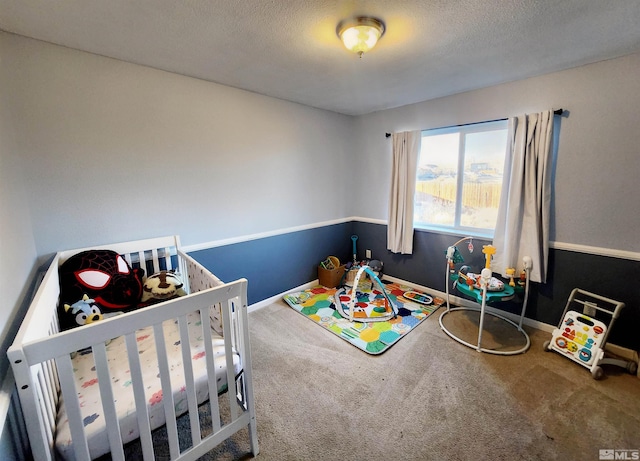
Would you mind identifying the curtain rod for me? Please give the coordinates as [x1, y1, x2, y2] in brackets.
[385, 108, 565, 138]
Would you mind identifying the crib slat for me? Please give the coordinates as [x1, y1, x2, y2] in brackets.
[123, 253, 133, 268]
[150, 248, 160, 274]
[92, 342, 126, 461]
[178, 314, 201, 446]
[164, 247, 174, 270]
[153, 322, 181, 459]
[238, 317, 252, 409]
[125, 332, 155, 461]
[231, 298, 243, 404]
[36, 367, 55, 443]
[7, 385, 30, 458]
[235, 281, 259, 455]
[179, 254, 190, 295]
[44, 359, 59, 409]
[57, 354, 92, 461]
[199, 308, 222, 432]
[230, 300, 244, 403]
[47, 360, 59, 415]
[136, 251, 146, 273]
[33, 373, 54, 448]
[222, 297, 239, 421]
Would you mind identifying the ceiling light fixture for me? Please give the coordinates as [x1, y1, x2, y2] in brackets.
[336, 16, 385, 58]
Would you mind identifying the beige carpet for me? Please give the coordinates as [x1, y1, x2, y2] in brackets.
[181, 299, 640, 461]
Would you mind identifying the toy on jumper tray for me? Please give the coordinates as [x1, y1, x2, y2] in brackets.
[456, 265, 505, 292]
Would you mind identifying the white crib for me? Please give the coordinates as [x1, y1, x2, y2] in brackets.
[7, 236, 258, 461]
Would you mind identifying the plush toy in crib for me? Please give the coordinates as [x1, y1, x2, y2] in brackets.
[60, 294, 103, 331]
[59, 249, 145, 313]
[139, 270, 187, 307]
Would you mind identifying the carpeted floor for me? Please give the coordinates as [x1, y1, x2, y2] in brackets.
[207, 298, 640, 461]
[117, 297, 640, 460]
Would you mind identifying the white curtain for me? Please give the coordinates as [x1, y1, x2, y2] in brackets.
[387, 130, 420, 254]
[492, 111, 554, 283]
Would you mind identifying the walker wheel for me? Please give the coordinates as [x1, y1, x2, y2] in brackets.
[591, 366, 604, 380]
[628, 361, 638, 376]
[542, 340, 550, 351]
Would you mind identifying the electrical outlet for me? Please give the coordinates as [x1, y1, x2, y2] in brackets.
[366, 249, 372, 259]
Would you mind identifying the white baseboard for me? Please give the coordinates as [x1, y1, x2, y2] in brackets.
[248, 280, 320, 313]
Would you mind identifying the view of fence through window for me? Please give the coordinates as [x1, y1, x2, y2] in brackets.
[414, 121, 508, 232]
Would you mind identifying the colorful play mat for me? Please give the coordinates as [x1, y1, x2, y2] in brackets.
[283, 282, 444, 355]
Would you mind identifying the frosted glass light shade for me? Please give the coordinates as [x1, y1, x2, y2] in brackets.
[337, 17, 385, 57]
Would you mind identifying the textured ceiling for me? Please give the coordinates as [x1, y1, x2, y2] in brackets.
[2, 0, 640, 116]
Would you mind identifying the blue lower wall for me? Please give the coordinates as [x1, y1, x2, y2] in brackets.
[190, 223, 354, 305]
[191, 220, 640, 351]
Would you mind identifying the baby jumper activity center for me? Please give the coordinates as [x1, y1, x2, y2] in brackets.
[439, 237, 532, 355]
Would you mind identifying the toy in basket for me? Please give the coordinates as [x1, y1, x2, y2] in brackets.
[548, 311, 607, 367]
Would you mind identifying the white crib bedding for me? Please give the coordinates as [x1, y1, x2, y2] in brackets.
[54, 312, 241, 461]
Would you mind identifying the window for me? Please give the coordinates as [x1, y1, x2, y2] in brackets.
[414, 120, 508, 235]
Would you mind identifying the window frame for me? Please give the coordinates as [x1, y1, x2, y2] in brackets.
[413, 119, 508, 238]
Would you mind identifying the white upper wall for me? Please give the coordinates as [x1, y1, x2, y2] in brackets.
[0, 33, 38, 360]
[353, 53, 640, 253]
[2, 32, 355, 255]
[3, 31, 640, 260]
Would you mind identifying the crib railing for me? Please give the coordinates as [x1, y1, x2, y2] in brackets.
[0, 372, 30, 461]
[7, 253, 62, 458]
[8, 236, 257, 461]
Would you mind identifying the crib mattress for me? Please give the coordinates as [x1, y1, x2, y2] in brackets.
[55, 312, 241, 460]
